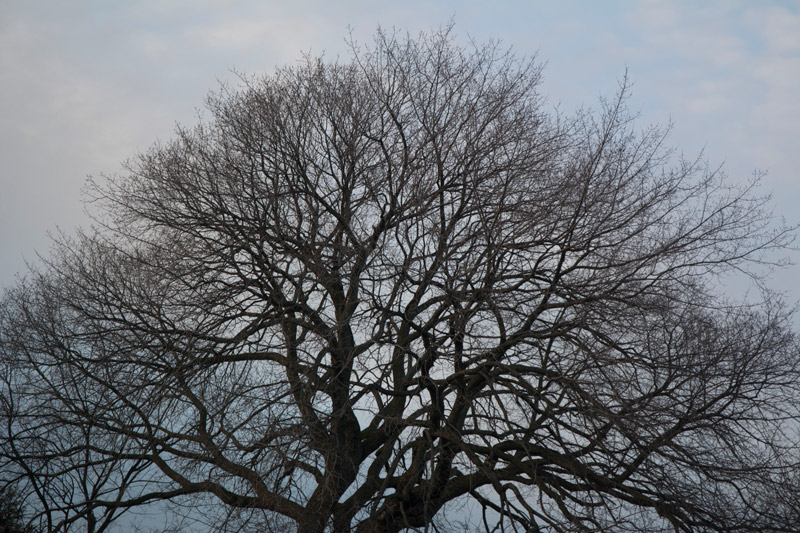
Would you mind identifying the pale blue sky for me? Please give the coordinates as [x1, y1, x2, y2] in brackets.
[2, 1, 799, 302]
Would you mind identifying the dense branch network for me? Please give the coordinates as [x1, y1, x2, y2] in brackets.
[1, 28, 799, 533]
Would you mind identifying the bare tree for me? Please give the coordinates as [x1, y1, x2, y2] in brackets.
[1, 27, 799, 532]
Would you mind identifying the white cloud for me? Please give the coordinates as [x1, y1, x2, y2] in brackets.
[188, 18, 311, 52]
[753, 5, 800, 54]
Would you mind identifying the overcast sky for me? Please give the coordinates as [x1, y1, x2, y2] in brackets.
[2, 0, 799, 304]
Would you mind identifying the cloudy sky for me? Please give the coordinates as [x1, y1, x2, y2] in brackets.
[2, 0, 799, 303]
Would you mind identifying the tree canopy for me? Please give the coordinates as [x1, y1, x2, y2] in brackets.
[1, 28, 799, 532]
[0, 486, 38, 533]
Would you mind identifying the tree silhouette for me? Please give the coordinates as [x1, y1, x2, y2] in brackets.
[1, 28, 799, 532]
[0, 486, 37, 533]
